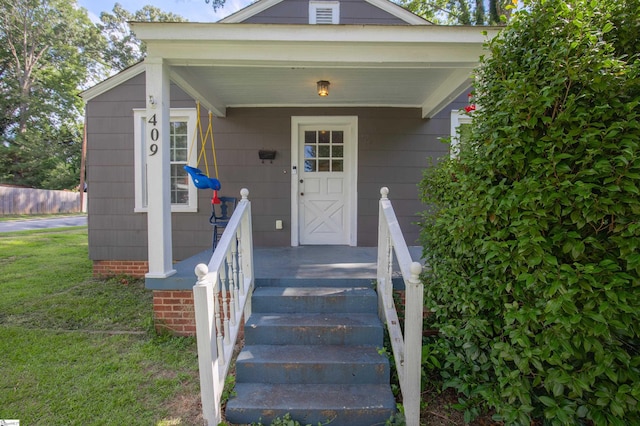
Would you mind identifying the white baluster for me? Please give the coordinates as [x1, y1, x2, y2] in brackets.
[221, 257, 230, 345]
[237, 226, 245, 296]
[233, 230, 241, 318]
[227, 247, 237, 327]
[213, 266, 225, 363]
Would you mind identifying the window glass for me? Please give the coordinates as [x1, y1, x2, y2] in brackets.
[318, 130, 330, 143]
[302, 128, 346, 172]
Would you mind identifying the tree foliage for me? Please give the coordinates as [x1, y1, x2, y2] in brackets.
[99, 3, 187, 71]
[400, 0, 514, 25]
[204, 0, 227, 12]
[419, 0, 640, 423]
[0, 0, 104, 189]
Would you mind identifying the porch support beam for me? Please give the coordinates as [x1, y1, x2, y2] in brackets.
[169, 67, 227, 117]
[421, 70, 472, 118]
[145, 57, 176, 279]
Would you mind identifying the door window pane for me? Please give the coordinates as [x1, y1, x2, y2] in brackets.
[303, 128, 346, 173]
[305, 131, 316, 144]
[318, 130, 330, 143]
[305, 145, 316, 158]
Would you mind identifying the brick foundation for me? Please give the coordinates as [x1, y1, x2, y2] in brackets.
[93, 260, 149, 278]
[153, 290, 196, 336]
[91, 260, 243, 338]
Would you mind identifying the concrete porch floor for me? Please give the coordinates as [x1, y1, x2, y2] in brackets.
[145, 246, 423, 290]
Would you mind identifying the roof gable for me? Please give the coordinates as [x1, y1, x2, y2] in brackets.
[80, 62, 145, 102]
[220, 0, 429, 25]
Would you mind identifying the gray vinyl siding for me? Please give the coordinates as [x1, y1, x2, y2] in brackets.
[86, 71, 466, 261]
[86, 73, 198, 261]
[242, 0, 410, 25]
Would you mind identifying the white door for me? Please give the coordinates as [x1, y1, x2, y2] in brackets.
[291, 117, 357, 246]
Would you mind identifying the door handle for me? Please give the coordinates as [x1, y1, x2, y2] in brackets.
[299, 179, 303, 183]
[300, 192, 304, 196]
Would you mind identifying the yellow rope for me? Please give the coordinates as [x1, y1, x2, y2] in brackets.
[187, 101, 219, 180]
[208, 111, 219, 179]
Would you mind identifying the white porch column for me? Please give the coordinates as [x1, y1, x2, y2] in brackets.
[145, 58, 176, 278]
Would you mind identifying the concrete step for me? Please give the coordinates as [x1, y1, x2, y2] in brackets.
[225, 383, 396, 426]
[236, 345, 390, 384]
[255, 278, 374, 288]
[245, 313, 383, 346]
[252, 286, 378, 314]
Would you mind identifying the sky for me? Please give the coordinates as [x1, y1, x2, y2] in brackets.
[77, 0, 253, 23]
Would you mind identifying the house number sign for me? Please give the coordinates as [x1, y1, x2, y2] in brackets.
[148, 114, 159, 156]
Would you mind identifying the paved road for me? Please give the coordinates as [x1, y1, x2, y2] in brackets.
[0, 216, 87, 232]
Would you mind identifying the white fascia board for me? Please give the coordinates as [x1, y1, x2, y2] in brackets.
[132, 22, 500, 45]
[363, 0, 431, 25]
[138, 24, 497, 68]
[149, 41, 484, 69]
[79, 62, 145, 102]
[219, 0, 285, 23]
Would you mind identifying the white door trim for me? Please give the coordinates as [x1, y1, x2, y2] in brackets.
[291, 116, 358, 246]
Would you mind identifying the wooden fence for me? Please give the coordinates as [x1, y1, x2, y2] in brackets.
[0, 186, 82, 215]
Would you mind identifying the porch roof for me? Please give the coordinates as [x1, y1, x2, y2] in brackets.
[131, 22, 500, 118]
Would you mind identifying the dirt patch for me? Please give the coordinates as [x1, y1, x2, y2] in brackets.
[161, 391, 204, 426]
[421, 388, 500, 426]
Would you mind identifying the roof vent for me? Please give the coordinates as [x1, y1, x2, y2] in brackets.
[309, 1, 339, 24]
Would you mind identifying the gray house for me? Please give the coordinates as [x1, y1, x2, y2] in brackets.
[81, 0, 494, 332]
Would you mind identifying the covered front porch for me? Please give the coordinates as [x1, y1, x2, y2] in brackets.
[132, 22, 499, 279]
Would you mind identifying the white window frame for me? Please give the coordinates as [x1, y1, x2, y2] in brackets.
[133, 108, 198, 213]
[450, 110, 473, 159]
[309, 1, 340, 24]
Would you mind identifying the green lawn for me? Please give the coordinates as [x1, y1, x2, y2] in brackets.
[0, 228, 202, 425]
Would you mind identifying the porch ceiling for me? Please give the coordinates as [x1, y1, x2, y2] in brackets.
[132, 23, 500, 118]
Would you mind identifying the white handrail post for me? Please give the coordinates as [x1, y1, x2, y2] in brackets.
[193, 264, 222, 426]
[377, 187, 392, 319]
[404, 261, 423, 425]
[239, 188, 254, 320]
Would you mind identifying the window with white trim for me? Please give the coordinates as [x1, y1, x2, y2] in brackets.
[133, 108, 198, 212]
[450, 110, 473, 159]
[309, 1, 340, 24]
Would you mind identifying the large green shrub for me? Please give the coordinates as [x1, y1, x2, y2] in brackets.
[419, 0, 640, 424]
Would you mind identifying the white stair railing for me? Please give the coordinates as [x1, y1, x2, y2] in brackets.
[193, 188, 254, 426]
[377, 187, 424, 426]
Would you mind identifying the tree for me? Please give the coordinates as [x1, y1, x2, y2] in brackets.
[204, 0, 227, 11]
[400, 0, 514, 25]
[99, 3, 187, 72]
[419, 0, 640, 424]
[0, 0, 104, 189]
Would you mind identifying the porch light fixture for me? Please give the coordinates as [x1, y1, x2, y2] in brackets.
[317, 80, 330, 97]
